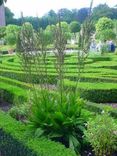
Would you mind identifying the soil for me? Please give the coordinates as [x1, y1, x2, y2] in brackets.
[0, 100, 12, 112]
[108, 103, 117, 108]
[102, 103, 117, 109]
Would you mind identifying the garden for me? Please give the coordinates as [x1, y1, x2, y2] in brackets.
[0, 0, 117, 156]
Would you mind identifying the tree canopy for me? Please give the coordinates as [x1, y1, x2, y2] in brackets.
[96, 17, 115, 41]
[96, 17, 114, 32]
[0, 0, 7, 5]
[70, 21, 81, 34]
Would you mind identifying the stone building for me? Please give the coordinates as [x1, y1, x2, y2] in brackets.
[0, 4, 6, 26]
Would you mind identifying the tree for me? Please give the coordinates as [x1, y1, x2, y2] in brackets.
[72, 9, 79, 21]
[114, 20, 117, 44]
[18, 22, 35, 52]
[92, 4, 117, 21]
[56, 21, 71, 41]
[37, 28, 53, 49]
[45, 24, 56, 42]
[96, 17, 114, 33]
[96, 17, 115, 41]
[58, 8, 73, 23]
[77, 8, 89, 23]
[70, 21, 81, 34]
[0, 0, 7, 5]
[5, 24, 20, 45]
[0, 26, 6, 38]
[92, 4, 113, 21]
[5, 7, 14, 24]
[47, 10, 57, 25]
[96, 29, 116, 41]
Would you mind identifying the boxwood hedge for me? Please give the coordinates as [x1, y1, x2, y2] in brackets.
[0, 111, 76, 156]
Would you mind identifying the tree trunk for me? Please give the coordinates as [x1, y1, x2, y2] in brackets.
[0, 4, 6, 26]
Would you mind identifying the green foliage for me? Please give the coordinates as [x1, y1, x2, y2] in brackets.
[56, 22, 71, 41]
[18, 22, 35, 52]
[5, 24, 20, 45]
[46, 25, 56, 32]
[9, 102, 30, 120]
[58, 8, 73, 23]
[85, 102, 117, 118]
[95, 17, 116, 48]
[0, 111, 76, 156]
[65, 80, 117, 103]
[92, 4, 115, 21]
[5, 7, 14, 25]
[0, 26, 6, 39]
[37, 28, 53, 49]
[77, 8, 89, 23]
[28, 90, 88, 153]
[96, 17, 114, 33]
[0, 0, 7, 5]
[96, 29, 116, 41]
[84, 112, 117, 156]
[70, 21, 81, 34]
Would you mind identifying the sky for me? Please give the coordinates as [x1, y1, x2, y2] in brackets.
[5, 0, 117, 18]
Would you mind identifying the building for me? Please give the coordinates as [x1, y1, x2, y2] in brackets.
[0, 4, 6, 26]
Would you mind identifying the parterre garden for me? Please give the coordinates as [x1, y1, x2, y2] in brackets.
[0, 51, 117, 156]
[0, 4, 117, 155]
[1, 53, 117, 103]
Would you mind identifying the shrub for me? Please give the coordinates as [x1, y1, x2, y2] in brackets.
[28, 90, 90, 153]
[84, 112, 117, 156]
[9, 102, 30, 120]
[0, 111, 76, 156]
[64, 80, 117, 103]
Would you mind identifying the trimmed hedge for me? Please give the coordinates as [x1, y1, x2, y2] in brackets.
[0, 111, 76, 156]
[0, 82, 27, 103]
[1, 53, 117, 103]
[65, 80, 117, 103]
[85, 102, 117, 118]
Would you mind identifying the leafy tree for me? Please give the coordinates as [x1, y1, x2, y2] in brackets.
[110, 8, 117, 19]
[96, 29, 116, 41]
[114, 20, 117, 44]
[95, 17, 115, 41]
[0, 0, 7, 5]
[18, 22, 35, 52]
[5, 7, 14, 24]
[92, 4, 113, 21]
[45, 24, 56, 42]
[39, 16, 49, 29]
[5, 24, 20, 45]
[77, 8, 89, 23]
[46, 24, 55, 32]
[47, 10, 57, 25]
[37, 28, 53, 49]
[96, 17, 114, 33]
[72, 9, 79, 21]
[56, 22, 71, 41]
[92, 4, 117, 21]
[0, 26, 6, 38]
[70, 21, 81, 34]
[56, 22, 69, 32]
[58, 8, 73, 23]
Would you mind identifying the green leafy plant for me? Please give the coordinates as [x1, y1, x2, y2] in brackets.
[9, 102, 30, 121]
[5, 25, 20, 45]
[28, 89, 88, 153]
[84, 111, 117, 156]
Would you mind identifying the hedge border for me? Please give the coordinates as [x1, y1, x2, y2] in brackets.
[0, 111, 76, 156]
